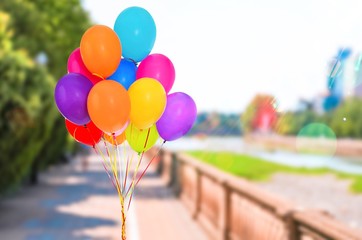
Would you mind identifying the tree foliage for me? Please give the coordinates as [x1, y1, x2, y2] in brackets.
[328, 97, 362, 138]
[188, 112, 242, 136]
[0, 1, 91, 193]
[275, 97, 362, 138]
[0, 0, 91, 78]
[275, 109, 320, 135]
[0, 12, 56, 192]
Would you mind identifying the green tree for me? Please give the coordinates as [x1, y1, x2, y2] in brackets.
[0, 1, 91, 193]
[0, 12, 57, 192]
[275, 110, 320, 135]
[329, 98, 362, 138]
[0, 0, 91, 78]
[275, 111, 296, 135]
[275, 97, 362, 138]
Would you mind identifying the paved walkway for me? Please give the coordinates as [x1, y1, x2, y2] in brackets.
[0, 153, 207, 240]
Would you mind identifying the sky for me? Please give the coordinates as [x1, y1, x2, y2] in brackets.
[81, 0, 362, 113]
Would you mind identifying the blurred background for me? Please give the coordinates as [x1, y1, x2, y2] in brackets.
[1, 0, 362, 239]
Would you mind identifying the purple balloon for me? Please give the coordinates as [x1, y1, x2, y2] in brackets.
[156, 92, 197, 141]
[54, 73, 93, 125]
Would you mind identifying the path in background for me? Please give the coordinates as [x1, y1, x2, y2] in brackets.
[258, 173, 362, 230]
[0, 153, 207, 240]
[134, 170, 208, 240]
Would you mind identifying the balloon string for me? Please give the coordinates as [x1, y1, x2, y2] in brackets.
[123, 142, 130, 192]
[125, 152, 144, 198]
[112, 144, 119, 184]
[97, 139, 111, 171]
[94, 143, 123, 214]
[106, 141, 116, 177]
[94, 142, 111, 172]
[102, 139, 122, 196]
[125, 128, 151, 200]
[143, 128, 151, 148]
[93, 146, 117, 190]
[113, 134, 125, 193]
[113, 143, 123, 194]
[127, 190, 135, 212]
[125, 159, 142, 211]
[94, 135, 126, 237]
[106, 138, 122, 194]
[111, 164, 126, 233]
[103, 139, 111, 158]
[135, 140, 166, 186]
[130, 127, 150, 190]
[112, 152, 127, 233]
[127, 140, 166, 209]
[123, 124, 141, 196]
[121, 196, 127, 240]
[127, 140, 166, 211]
[123, 152, 130, 191]
[110, 140, 119, 184]
[124, 149, 136, 197]
[108, 146, 123, 205]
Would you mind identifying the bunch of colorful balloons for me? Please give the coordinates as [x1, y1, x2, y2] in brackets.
[54, 6, 197, 153]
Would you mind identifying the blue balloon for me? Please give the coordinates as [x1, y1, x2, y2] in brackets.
[108, 59, 137, 90]
[114, 7, 156, 62]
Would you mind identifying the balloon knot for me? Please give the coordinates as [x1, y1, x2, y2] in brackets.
[127, 58, 138, 67]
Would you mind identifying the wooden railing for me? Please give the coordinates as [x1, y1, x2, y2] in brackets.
[154, 149, 362, 240]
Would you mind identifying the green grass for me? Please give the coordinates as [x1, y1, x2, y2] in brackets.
[187, 151, 362, 193]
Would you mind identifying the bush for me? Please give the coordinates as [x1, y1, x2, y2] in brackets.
[0, 13, 68, 194]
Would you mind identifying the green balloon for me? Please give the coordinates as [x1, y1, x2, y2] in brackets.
[126, 123, 159, 153]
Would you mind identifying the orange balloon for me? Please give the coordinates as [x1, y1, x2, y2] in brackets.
[104, 132, 126, 146]
[80, 25, 122, 78]
[87, 80, 131, 133]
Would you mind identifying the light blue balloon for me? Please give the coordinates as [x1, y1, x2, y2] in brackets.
[108, 59, 137, 90]
[114, 7, 156, 62]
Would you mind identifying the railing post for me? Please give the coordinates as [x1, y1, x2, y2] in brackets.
[174, 152, 362, 240]
[284, 211, 300, 240]
[193, 169, 201, 219]
[168, 152, 181, 196]
[218, 182, 231, 240]
[156, 149, 164, 175]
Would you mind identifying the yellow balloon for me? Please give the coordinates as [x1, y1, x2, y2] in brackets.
[126, 123, 159, 153]
[128, 78, 166, 129]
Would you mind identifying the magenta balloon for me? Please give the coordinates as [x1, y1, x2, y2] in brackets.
[54, 73, 93, 125]
[156, 92, 197, 141]
[67, 48, 102, 85]
[136, 53, 175, 93]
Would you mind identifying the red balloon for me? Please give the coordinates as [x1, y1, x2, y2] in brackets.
[65, 119, 103, 146]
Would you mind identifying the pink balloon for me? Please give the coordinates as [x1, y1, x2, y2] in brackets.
[67, 48, 103, 85]
[136, 53, 175, 93]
